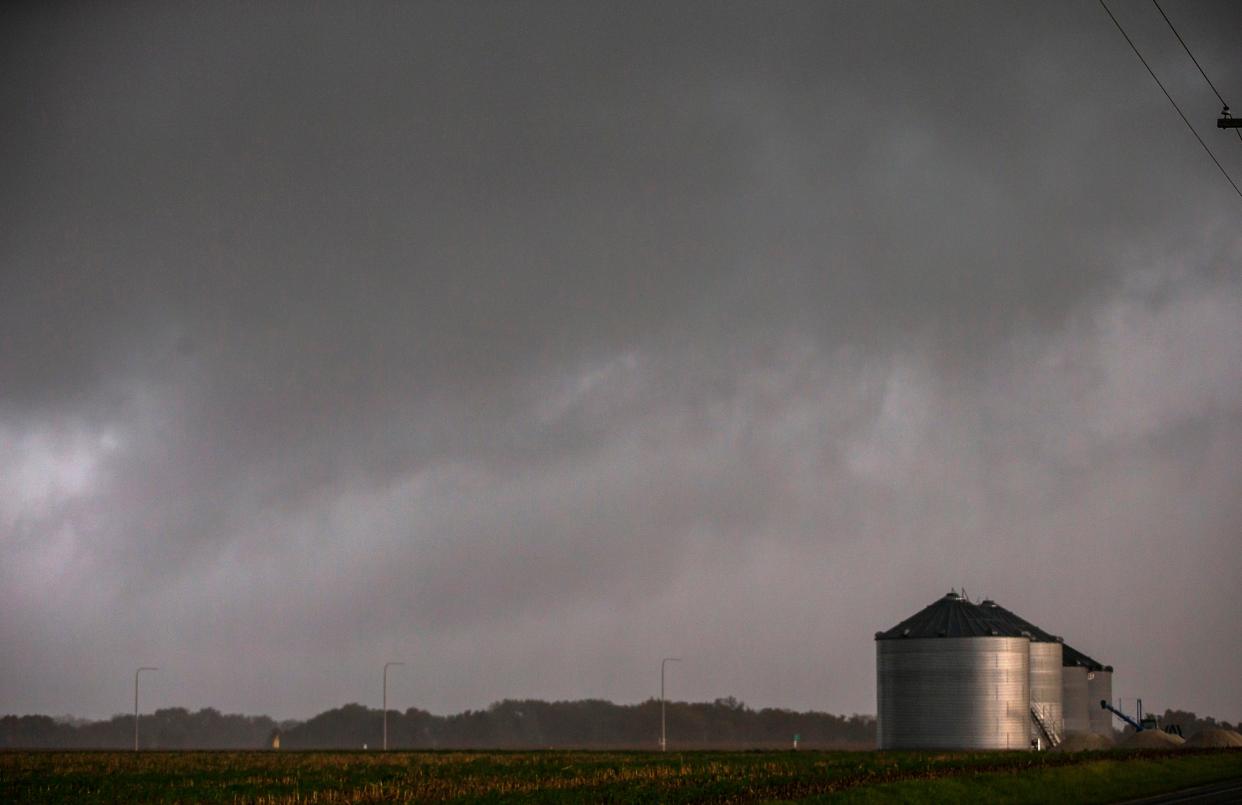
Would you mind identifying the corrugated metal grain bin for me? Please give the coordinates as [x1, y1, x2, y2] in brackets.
[1061, 657, 1091, 734]
[1061, 643, 1109, 735]
[980, 601, 1064, 744]
[876, 592, 1032, 750]
[1088, 667, 1113, 736]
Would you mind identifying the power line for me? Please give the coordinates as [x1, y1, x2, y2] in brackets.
[1098, 0, 1242, 201]
[1151, 0, 1242, 144]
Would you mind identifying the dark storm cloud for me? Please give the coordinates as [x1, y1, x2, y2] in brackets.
[2, 1, 1240, 721]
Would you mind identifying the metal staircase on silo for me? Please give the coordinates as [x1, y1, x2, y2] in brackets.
[1030, 705, 1062, 748]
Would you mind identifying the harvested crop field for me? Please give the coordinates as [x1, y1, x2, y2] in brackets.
[3, 748, 1241, 804]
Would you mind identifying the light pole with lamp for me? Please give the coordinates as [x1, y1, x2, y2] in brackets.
[133, 667, 158, 751]
[383, 662, 405, 751]
[660, 657, 680, 752]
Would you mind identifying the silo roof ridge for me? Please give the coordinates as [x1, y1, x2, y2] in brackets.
[874, 592, 1031, 640]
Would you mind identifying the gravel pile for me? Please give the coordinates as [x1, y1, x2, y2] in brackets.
[1182, 728, 1242, 748]
[1118, 729, 1185, 749]
[1054, 732, 1115, 752]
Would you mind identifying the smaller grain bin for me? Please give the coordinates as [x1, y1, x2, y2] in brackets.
[876, 592, 1032, 750]
[979, 601, 1064, 746]
[1061, 643, 1102, 735]
[1087, 666, 1113, 736]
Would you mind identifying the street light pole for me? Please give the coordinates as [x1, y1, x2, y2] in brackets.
[133, 667, 158, 752]
[383, 662, 405, 751]
[660, 657, 680, 752]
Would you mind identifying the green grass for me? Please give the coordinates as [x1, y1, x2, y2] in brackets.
[2, 748, 1239, 803]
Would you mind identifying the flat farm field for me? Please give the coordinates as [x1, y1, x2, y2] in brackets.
[2, 747, 1240, 803]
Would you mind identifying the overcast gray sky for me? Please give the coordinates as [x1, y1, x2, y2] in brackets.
[2, 0, 1241, 724]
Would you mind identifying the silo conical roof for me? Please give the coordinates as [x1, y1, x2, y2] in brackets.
[978, 600, 1061, 643]
[874, 591, 1030, 640]
[1061, 642, 1110, 672]
[978, 599, 1112, 671]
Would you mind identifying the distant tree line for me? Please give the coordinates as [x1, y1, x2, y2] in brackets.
[0, 708, 284, 750]
[1, 698, 875, 750]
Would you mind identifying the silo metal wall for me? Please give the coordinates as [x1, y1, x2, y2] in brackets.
[1028, 642, 1063, 741]
[877, 636, 1031, 750]
[1088, 670, 1113, 735]
[1062, 666, 1090, 734]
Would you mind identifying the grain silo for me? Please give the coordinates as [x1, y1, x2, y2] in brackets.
[875, 592, 1031, 750]
[1087, 665, 1113, 735]
[979, 600, 1064, 747]
[1061, 643, 1099, 735]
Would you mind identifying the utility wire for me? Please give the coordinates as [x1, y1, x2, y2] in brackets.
[1098, 0, 1242, 200]
[1152, 0, 1242, 144]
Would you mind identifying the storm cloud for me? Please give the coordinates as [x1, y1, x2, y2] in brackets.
[2, 0, 1240, 723]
